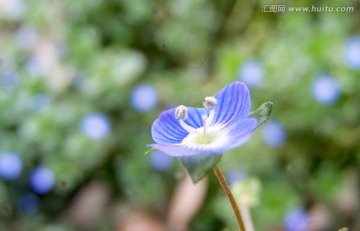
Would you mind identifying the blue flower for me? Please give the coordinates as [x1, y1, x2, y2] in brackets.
[226, 169, 246, 186]
[237, 60, 264, 88]
[311, 74, 340, 105]
[283, 208, 310, 231]
[30, 94, 51, 112]
[29, 166, 55, 194]
[345, 36, 360, 70]
[150, 82, 258, 157]
[149, 150, 173, 171]
[25, 56, 45, 76]
[131, 83, 158, 112]
[261, 119, 287, 148]
[0, 71, 19, 90]
[17, 193, 39, 215]
[0, 151, 22, 180]
[80, 113, 111, 140]
[15, 26, 38, 50]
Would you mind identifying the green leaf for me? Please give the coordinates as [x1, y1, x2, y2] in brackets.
[179, 153, 222, 183]
[144, 147, 155, 155]
[249, 101, 273, 129]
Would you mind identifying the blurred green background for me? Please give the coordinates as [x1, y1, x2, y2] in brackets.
[0, 0, 359, 230]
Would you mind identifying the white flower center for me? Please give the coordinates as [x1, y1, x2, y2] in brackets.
[181, 124, 228, 148]
[174, 97, 229, 148]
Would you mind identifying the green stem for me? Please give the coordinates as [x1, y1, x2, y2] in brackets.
[213, 165, 246, 231]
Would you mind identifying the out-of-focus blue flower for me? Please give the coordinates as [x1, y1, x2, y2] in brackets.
[0, 71, 19, 90]
[0, 151, 22, 180]
[283, 208, 310, 231]
[29, 166, 55, 194]
[25, 57, 45, 76]
[226, 169, 246, 186]
[30, 94, 51, 112]
[237, 60, 264, 88]
[345, 36, 360, 70]
[312, 74, 340, 105]
[131, 84, 158, 112]
[261, 120, 286, 148]
[150, 82, 257, 157]
[80, 113, 111, 140]
[17, 194, 39, 214]
[15, 26, 38, 50]
[149, 150, 173, 171]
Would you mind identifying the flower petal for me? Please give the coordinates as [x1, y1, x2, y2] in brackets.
[151, 107, 204, 144]
[223, 118, 258, 149]
[151, 118, 257, 157]
[150, 144, 204, 157]
[184, 107, 205, 129]
[212, 82, 251, 126]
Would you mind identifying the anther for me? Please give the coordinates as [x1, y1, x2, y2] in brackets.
[175, 105, 200, 134]
[203, 96, 217, 110]
[175, 105, 188, 120]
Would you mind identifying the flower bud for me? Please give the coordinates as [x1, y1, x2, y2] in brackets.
[203, 96, 217, 110]
[175, 105, 188, 120]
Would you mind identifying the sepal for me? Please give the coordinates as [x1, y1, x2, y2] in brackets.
[248, 101, 273, 129]
[179, 153, 222, 183]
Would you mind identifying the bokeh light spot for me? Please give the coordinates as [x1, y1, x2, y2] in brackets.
[29, 166, 55, 194]
[131, 83, 158, 112]
[0, 151, 22, 180]
[80, 113, 111, 140]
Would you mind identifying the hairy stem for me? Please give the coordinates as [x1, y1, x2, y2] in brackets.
[213, 165, 246, 231]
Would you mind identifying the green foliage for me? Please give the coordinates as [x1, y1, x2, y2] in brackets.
[0, 0, 359, 230]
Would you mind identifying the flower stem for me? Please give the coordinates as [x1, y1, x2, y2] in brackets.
[213, 165, 246, 231]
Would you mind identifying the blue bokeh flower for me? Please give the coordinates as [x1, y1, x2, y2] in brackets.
[283, 208, 310, 231]
[311, 74, 340, 105]
[237, 60, 264, 88]
[261, 120, 287, 148]
[0, 71, 19, 90]
[25, 56, 45, 76]
[15, 26, 38, 50]
[150, 82, 257, 157]
[0, 151, 22, 180]
[17, 193, 39, 214]
[29, 166, 55, 194]
[345, 36, 360, 70]
[131, 83, 158, 112]
[30, 94, 51, 112]
[226, 169, 246, 186]
[80, 113, 111, 140]
[149, 150, 173, 171]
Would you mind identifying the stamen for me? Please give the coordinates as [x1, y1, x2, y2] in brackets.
[203, 96, 217, 126]
[175, 105, 188, 120]
[175, 105, 200, 134]
[179, 120, 200, 134]
[202, 114, 208, 134]
[203, 96, 217, 110]
[206, 109, 215, 126]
